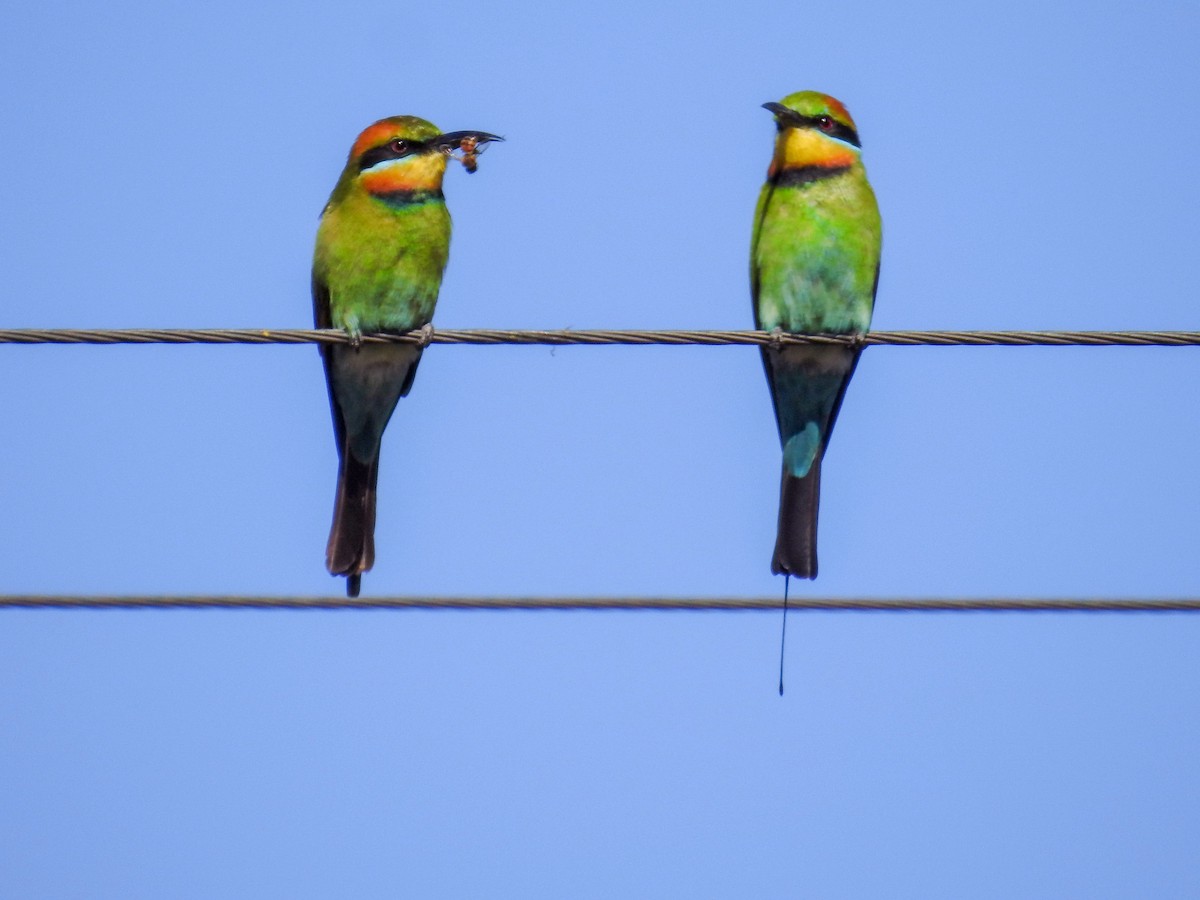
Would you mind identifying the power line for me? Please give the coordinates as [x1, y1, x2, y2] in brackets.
[3, 595, 1200, 612]
[1, 327, 1200, 347]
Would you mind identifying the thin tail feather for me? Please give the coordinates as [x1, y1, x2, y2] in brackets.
[326, 447, 380, 595]
[321, 342, 420, 597]
[772, 455, 820, 578]
[763, 343, 860, 579]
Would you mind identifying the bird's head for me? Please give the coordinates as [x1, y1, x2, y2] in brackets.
[762, 92, 862, 178]
[339, 116, 503, 201]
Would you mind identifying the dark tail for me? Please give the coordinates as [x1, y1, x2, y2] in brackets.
[771, 455, 820, 578]
[325, 449, 380, 597]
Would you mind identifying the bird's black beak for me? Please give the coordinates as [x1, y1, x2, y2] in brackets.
[762, 102, 806, 128]
[434, 130, 505, 151]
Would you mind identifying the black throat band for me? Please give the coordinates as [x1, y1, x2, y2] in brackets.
[770, 165, 852, 187]
[371, 188, 445, 208]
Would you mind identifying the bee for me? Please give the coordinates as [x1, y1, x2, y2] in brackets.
[438, 130, 500, 173]
[458, 135, 480, 174]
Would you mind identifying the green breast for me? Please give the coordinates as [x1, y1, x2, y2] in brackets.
[314, 190, 451, 333]
[752, 168, 881, 334]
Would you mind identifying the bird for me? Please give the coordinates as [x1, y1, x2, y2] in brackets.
[313, 116, 502, 597]
[751, 91, 882, 579]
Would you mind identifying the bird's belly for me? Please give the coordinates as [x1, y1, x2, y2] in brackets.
[331, 281, 439, 334]
[758, 269, 872, 334]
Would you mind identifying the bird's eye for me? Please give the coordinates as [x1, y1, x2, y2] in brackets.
[389, 139, 409, 154]
[817, 116, 835, 132]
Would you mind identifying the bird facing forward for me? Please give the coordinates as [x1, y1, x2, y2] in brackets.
[313, 116, 501, 596]
[751, 92, 882, 578]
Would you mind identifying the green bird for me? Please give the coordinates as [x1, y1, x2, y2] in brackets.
[751, 92, 882, 578]
[313, 116, 501, 597]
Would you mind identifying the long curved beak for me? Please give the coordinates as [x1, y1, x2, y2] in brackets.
[762, 102, 806, 128]
[434, 130, 505, 150]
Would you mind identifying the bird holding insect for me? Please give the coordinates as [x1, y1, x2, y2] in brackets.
[313, 115, 502, 596]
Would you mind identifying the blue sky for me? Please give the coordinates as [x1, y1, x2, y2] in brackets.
[2, 0, 1199, 896]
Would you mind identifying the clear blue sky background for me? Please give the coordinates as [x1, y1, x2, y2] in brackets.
[2, 0, 1199, 896]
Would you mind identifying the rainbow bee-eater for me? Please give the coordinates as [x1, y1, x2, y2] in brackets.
[313, 116, 501, 597]
[751, 92, 881, 579]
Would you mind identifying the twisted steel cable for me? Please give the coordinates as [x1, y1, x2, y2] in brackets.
[0, 327, 1199, 347]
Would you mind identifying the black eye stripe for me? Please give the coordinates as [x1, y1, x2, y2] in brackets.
[358, 139, 429, 172]
[777, 113, 861, 148]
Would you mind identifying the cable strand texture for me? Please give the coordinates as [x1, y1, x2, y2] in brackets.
[1, 327, 1199, 347]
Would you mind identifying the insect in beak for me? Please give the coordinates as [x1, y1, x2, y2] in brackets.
[435, 131, 504, 174]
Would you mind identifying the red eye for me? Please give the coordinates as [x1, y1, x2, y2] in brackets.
[389, 139, 409, 154]
[817, 116, 835, 132]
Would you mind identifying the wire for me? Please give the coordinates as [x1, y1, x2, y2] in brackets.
[1, 327, 1200, 347]
[3, 595, 1200, 612]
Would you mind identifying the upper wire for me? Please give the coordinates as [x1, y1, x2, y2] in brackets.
[0, 327, 1199, 347]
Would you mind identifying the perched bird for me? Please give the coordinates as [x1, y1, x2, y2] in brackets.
[751, 92, 882, 579]
[313, 116, 501, 596]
